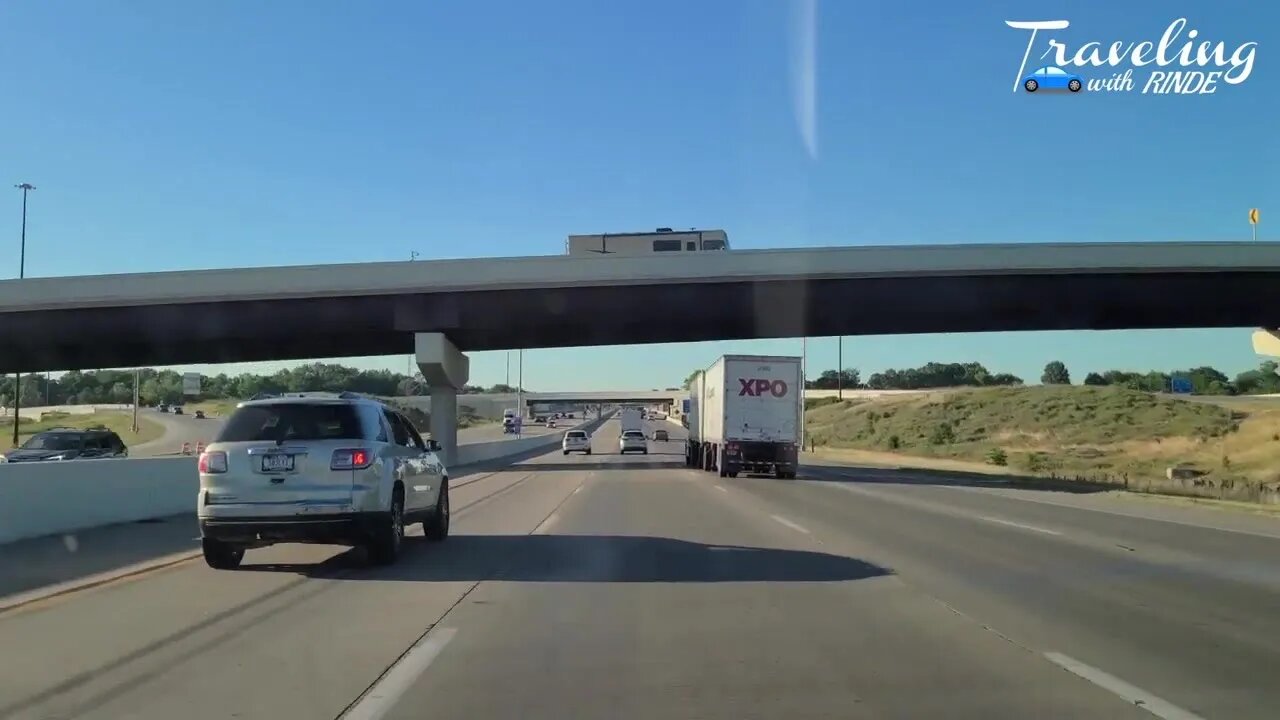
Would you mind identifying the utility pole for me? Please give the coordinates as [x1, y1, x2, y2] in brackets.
[516, 349, 524, 435]
[132, 369, 140, 433]
[837, 336, 844, 400]
[800, 337, 807, 450]
[11, 183, 34, 448]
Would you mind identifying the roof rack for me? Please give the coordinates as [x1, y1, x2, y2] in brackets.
[250, 391, 371, 401]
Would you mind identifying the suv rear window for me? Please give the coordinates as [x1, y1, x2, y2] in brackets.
[22, 432, 82, 451]
[623, 431, 645, 438]
[566, 431, 587, 438]
[217, 403, 377, 443]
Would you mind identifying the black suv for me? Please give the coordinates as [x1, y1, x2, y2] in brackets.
[1, 427, 130, 463]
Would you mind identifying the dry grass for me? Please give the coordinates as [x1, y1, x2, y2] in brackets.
[805, 385, 1280, 485]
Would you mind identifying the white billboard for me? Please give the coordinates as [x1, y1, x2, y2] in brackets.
[182, 372, 202, 396]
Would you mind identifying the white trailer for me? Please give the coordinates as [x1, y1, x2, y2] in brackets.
[565, 228, 729, 257]
[685, 355, 803, 479]
[618, 407, 644, 434]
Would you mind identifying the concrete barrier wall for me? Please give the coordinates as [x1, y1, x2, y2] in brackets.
[0, 413, 614, 545]
[0, 457, 197, 545]
[453, 414, 611, 467]
[0, 403, 134, 420]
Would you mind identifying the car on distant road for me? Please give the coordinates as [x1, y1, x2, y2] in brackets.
[197, 392, 450, 569]
[562, 430, 591, 454]
[157, 403, 169, 413]
[0, 427, 129, 463]
[194, 410, 206, 419]
[652, 429, 669, 442]
[619, 429, 648, 454]
[547, 418, 557, 428]
[172, 406, 184, 415]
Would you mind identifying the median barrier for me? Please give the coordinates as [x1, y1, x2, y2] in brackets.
[0, 413, 614, 545]
[0, 457, 198, 545]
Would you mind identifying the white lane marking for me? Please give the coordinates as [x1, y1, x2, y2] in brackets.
[573, 486, 582, 494]
[944, 485, 1280, 541]
[341, 628, 458, 720]
[714, 484, 728, 493]
[834, 482, 1066, 538]
[534, 512, 560, 534]
[770, 514, 811, 534]
[977, 515, 1062, 536]
[1043, 652, 1205, 720]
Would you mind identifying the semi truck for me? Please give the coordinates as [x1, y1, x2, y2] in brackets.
[685, 355, 802, 479]
[618, 407, 644, 434]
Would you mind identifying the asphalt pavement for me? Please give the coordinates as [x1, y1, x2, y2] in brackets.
[2, 419, 1277, 718]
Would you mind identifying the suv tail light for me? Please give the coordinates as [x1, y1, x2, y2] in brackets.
[199, 451, 227, 474]
[331, 448, 373, 470]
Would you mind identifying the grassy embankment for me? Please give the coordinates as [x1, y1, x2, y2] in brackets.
[804, 386, 1280, 501]
[1, 411, 164, 449]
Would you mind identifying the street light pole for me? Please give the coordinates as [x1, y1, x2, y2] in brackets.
[516, 349, 524, 435]
[11, 183, 34, 448]
[132, 369, 140, 433]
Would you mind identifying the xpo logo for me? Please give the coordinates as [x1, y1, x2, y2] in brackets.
[739, 378, 788, 397]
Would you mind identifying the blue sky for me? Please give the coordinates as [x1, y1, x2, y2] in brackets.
[1, 1, 1276, 390]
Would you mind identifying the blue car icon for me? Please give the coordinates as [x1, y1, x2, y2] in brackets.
[1023, 66, 1082, 93]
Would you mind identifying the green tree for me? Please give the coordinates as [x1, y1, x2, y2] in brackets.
[1041, 361, 1071, 385]
[1083, 372, 1106, 386]
[682, 371, 700, 390]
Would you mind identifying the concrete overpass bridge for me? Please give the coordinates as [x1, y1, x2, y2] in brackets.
[7, 240, 1280, 463]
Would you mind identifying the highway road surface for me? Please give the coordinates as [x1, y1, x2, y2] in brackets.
[3, 419, 1279, 718]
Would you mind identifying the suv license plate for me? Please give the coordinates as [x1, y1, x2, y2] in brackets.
[262, 454, 294, 472]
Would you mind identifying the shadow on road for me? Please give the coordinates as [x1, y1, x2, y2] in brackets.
[242, 534, 892, 584]
[802, 461, 1113, 495]
[0, 514, 200, 601]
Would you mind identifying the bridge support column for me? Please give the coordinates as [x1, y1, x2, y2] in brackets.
[415, 333, 470, 468]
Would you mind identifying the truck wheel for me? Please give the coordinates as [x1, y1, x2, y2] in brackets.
[728, 472, 739, 478]
[202, 538, 244, 570]
[424, 480, 450, 542]
[563, 450, 569, 455]
[367, 490, 404, 566]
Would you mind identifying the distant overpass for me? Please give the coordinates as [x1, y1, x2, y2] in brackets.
[6, 241, 1280, 374]
[394, 388, 928, 421]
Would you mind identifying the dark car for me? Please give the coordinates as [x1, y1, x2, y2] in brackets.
[194, 410, 206, 419]
[652, 429, 669, 441]
[0, 428, 129, 463]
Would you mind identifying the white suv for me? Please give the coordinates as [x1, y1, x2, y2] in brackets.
[197, 394, 449, 569]
[562, 430, 591, 454]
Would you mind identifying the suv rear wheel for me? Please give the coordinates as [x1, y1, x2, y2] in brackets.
[202, 538, 244, 570]
[424, 480, 450, 542]
[367, 489, 404, 565]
